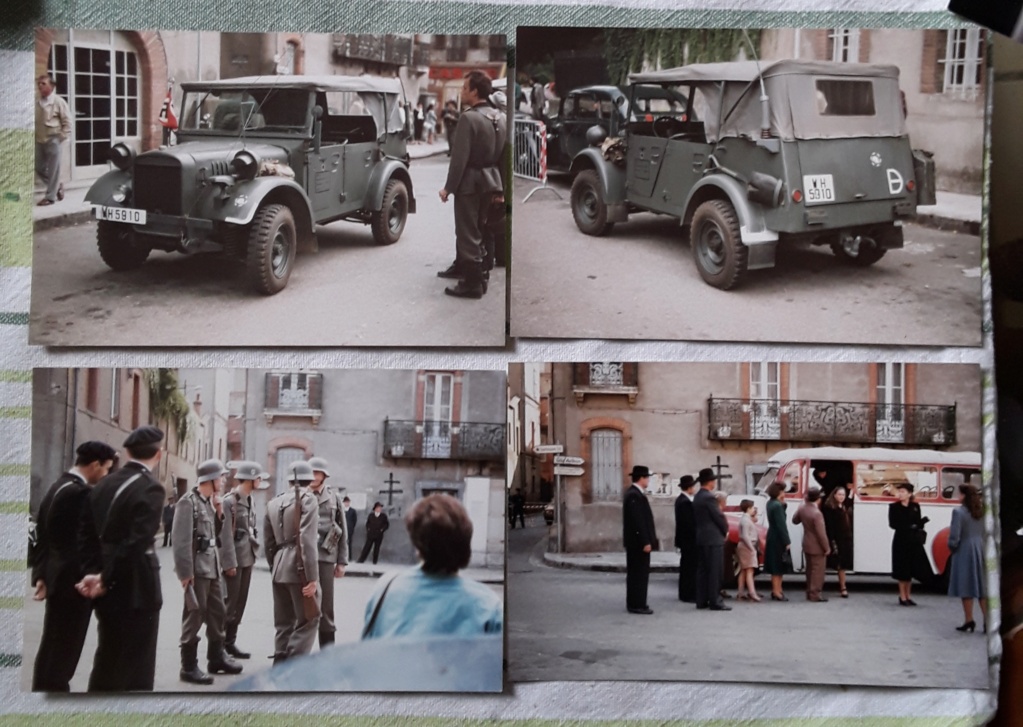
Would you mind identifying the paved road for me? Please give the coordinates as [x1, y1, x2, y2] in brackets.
[506, 523, 989, 689]
[510, 176, 982, 346]
[29, 157, 505, 347]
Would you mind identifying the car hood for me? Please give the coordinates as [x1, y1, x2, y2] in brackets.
[137, 141, 291, 170]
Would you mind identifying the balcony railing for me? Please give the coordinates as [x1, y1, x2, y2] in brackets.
[572, 362, 639, 404]
[383, 419, 506, 461]
[332, 34, 420, 66]
[707, 398, 957, 447]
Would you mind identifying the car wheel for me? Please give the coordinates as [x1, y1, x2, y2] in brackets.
[723, 540, 740, 589]
[690, 199, 748, 290]
[829, 232, 888, 267]
[246, 203, 296, 296]
[96, 220, 150, 271]
[571, 169, 614, 236]
[371, 179, 409, 245]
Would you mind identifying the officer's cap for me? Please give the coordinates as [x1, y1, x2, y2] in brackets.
[123, 425, 164, 448]
[288, 460, 315, 483]
[308, 456, 330, 477]
[197, 458, 229, 484]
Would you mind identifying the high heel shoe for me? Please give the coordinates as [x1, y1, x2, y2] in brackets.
[955, 621, 976, 633]
[771, 593, 789, 602]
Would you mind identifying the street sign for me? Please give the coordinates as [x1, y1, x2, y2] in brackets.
[553, 465, 585, 477]
[553, 455, 584, 466]
[533, 444, 564, 454]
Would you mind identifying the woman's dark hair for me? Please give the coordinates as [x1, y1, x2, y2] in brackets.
[765, 482, 784, 500]
[406, 494, 473, 574]
[824, 486, 847, 509]
[739, 499, 753, 513]
[960, 484, 983, 520]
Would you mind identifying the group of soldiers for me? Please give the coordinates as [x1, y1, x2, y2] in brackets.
[29, 424, 369, 691]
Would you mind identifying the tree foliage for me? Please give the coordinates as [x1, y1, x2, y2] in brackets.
[604, 29, 761, 85]
[144, 368, 192, 443]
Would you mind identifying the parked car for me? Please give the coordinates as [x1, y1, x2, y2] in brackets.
[85, 75, 416, 295]
[567, 59, 936, 289]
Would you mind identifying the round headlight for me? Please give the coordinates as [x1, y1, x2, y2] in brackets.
[231, 150, 260, 181]
[108, 142, 135, 171]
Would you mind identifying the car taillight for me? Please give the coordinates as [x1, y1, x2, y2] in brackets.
[792, 189, 803, 204]
[907, 179, 916, 192]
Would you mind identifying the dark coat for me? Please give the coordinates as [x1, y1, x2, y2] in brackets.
[764, 498, 791, 575]
[888, 500, 934, 583]
[444, 102, 506, 195]
[622, 485, 657, 552]
[366, 510, 390, 540]
[673, 493, 696, 552]
[344, 507, 358, 540]
[693, 487, 728, 547]
[822, 502, 854, 571]
[31, 472, 90, 596]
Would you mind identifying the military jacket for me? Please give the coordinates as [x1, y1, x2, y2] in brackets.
[172, 488, 222, 580]
[263, 487, 319, 585]
[219, 489, 259, 571]
[444, 102, 507, 196]
[313, 485, 349, 566]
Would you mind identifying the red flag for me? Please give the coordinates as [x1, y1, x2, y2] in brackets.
[159, 88, 178, 130]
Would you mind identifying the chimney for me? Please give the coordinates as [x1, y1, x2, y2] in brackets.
[193, 392, 203, 417]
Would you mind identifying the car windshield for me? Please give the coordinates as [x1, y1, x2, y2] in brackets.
[181, 88, 311, 134]
[755, 467, 779, 493]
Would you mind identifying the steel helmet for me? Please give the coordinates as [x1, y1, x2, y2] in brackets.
[288, 460, 315, 483]
[197, 458, 229, 484]
[308, 456, 330, 477]
[233, 460, 263, 482]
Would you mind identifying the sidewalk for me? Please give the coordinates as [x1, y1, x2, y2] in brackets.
[917, 190, 982, 235]
[544, 550, 680, 573]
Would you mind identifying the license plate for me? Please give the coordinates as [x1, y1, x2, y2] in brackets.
[802, 174, 836, 205]
[94, 205, 147, 225]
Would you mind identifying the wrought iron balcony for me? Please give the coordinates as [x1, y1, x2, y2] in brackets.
[572, 362, 639, 404]
[707, 397, 957, 447]
[383, 419, 506, 461]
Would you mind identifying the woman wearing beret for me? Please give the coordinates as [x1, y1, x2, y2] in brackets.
[888, 482, 932, 606]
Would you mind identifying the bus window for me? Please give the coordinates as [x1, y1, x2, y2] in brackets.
[780, 461, 801, 495]
[856, 462, 939, 500]
[755, 467, 779, 494]
[941, 467, 983, 500]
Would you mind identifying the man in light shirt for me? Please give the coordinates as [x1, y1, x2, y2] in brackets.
[35, 73, 71, 207]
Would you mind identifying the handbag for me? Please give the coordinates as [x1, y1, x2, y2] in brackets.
[780, 549, 794, 574]
[915, 528, 927, 545]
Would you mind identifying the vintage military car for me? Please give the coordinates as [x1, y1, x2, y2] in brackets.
[568, 60, 936, 290]
[86, 75, 415, 295]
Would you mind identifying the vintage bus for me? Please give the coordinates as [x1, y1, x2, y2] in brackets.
[752, 447, 983, 583]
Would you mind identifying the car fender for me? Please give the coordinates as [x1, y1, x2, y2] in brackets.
[684, 175, 779, 270]
[365, 159, 415, 214]
[217, 177, 317, 254]
[569, 147, 626, 207]
[84, 169, 133, 206]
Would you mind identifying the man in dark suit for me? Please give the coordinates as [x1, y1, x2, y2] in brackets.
[342, 496, 357, 562]
[162, 495, 175, 547]
[693, 468, 731, 611]
[76, 425, 167, 692]
[357, 502, 390, 564]
[623, 465, 657, 615]
[673, 474, 699, 603]
[30, 440, 117, 692]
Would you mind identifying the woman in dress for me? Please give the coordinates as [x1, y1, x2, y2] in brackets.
[888, 482, 932, 606]
[947, 483, 986, 632]
[822, 485, 854, 598]
[424, 103, 437, 145]
[763, 482, 792, 601]
[735, 499, 762, 602]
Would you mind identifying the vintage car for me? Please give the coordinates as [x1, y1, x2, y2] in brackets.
[85, 75, 416, 295]
[568, 60, 936, 290]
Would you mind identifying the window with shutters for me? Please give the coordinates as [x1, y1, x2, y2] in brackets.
[264, 371, 323, 424]
[590, 429, 624, 501]
[572, 362, 639, 404]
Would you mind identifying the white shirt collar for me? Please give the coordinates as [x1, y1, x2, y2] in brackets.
[69, 467, 88, 484]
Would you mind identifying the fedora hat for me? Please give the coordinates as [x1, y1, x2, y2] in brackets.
[678, 474, 697, 490]
[697, 467, 717, 484]
[630, 465, 652, 479]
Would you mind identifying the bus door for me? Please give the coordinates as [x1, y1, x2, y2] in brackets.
[777, 460, 806, 572]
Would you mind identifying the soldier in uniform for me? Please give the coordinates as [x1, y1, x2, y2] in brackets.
[76, 426, 166, 692]
[307, 456, 349, 649]
[30, 440, 117, 692]
[219, 461, 264, 660]
[263, 460, 320, 664]
[172, 459, 243, 684]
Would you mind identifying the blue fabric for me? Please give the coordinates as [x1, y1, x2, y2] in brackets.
[947, 505, 986, 599]
[363, 565, 503, 639]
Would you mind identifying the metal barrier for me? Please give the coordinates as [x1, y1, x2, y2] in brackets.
[514, 118, 562, 203]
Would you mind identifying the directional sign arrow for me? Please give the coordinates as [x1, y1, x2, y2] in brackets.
[553, 465, 585, 477]
[553, 455, 584, 466]
[533, 444, 564, 454]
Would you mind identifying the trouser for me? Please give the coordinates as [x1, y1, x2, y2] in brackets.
[358, 535, 383, 564]
[805, 553, 826, 600]
[453, 192, 489, 267]
[88, 603, 160, 692]
[272, 581, 319, 658]
[163, 527, 172, 547]
[32, 591, 92, 691]
[179, 576, 226, 646]
[625, 547, 650, 609]
[224, 565, 252, 631]
[35, 137, 62, 202]
[317, 561, 337, 639]
[678, 549, 698, 603]
[696, 544, 725, 608]
[509, 509, 525, 529]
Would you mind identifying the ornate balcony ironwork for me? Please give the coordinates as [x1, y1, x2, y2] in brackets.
[383, 419, 506, 461]
[572, 362, 639, 404]
[707, 398, 957, 447]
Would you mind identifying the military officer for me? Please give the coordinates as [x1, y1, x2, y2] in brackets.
[30, 440, 117, 692]
[172, 459, 243, 684]
[219, 460, 264, 660]
[76, 426, 166, 692]
[307, 456, 349, 649]
[264, 460, 320, 664]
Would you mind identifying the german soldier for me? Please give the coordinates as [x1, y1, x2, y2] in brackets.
[263, 460, 320, 664]
[172, 458, 243, 684]
[307, 456, 349, 649]
[219, 460, 265, 660]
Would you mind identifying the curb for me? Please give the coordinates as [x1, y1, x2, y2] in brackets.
[542, 552, 679, 574]
[34, 209, 93, 233]
[912, 214, 980, 237]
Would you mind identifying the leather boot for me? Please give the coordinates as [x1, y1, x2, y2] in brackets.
[436, 260, 462, 279]
[271, 652, 288, 667]
[207, 640, 243, 675]
[225, 624, 250, 659]
[444, 262, 485, 299]
[180, 640, 214, 685]
[318, 631, 335, 649]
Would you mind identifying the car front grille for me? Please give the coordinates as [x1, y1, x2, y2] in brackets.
[134, 159, 182, 215]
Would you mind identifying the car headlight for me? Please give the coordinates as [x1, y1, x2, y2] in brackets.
[108, 142, 135, 171]
[231, 150, 260, 181]
[111, 185, 128, 203]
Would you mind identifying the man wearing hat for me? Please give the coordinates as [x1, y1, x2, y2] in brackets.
[307, 456, 349, 649]
[172, 458, 243, 684]
[30, 440, 117, 691]
[76, 425, 166, 691]
[264, 460, 321, 663]
[219, 461, 265, 660]
[693, 467, 731, 611]
[358, 501, 390, 564]
[342, 496, 358, 562]
[623, 465, 658, 614]
[673, 474, 699, 604]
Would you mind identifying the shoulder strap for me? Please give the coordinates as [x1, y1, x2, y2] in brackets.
[100, 473, 142, 540]
[44, 478, 79, 531]
[361, 571, 401, 639]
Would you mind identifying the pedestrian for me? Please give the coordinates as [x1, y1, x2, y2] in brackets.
[947, 483, 987, 632]
[888, 482, 933, 606]
[172, 459, 243, 684]
[35, 73, 70, 207]
[437, 70, 507, 299]
[530, 76, 546, 120]
[219, 460, 264, 661]
[76, 425, 166, 692]
[358, 502, 390, 565]
[822, 485, 854, 598]
[30, 440, 117, 692]
[162, 495, 175, 547]
[673, 474, 699, 603]
[793, 488, 831, 602]
[424, 103, 437, 145]
[442, 100, 460, 156]
[509, 488, 526, 529]
[414, 102, 425, 142]
[362, 494, 502, 638]
[693, 468, 730, 611]
[735, 499, 762, 602]
[623, 465, 657, 615]
[764, 481, 792, 601]
[342, 496, 358, 562]
[264, 460, 320, 664]
[307, 456, 349, 649]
